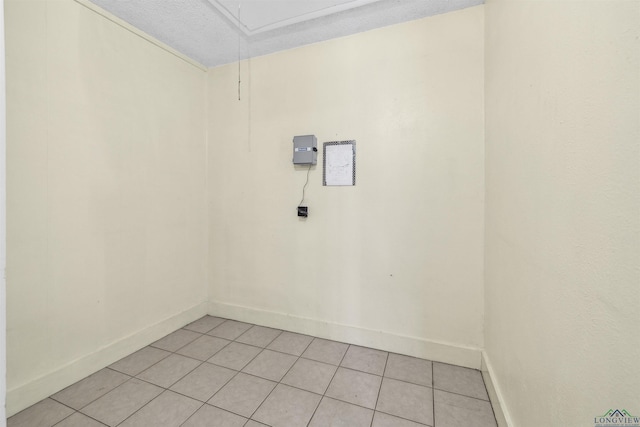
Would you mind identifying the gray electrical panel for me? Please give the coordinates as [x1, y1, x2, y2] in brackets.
[293, 135, 317, 165]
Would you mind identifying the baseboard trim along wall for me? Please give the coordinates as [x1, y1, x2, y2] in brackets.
[481, 351, 513, 427]
[7, 300, 488, 418]
[6, 302, 210, 417]
[209, 300, 482, 370]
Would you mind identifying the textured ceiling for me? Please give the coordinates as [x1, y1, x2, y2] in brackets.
[89, 0, 483, 67]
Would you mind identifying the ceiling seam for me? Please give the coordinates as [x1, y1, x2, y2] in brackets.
[73, 0, 208, 71]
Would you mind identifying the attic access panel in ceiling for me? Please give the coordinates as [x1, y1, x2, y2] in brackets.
[211, 0, 381, 35]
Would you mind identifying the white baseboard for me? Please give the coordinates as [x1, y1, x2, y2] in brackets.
[6, 302, 209, 417]
[209, 300, 482, 369]
[481, 351, 513, 427]
[7, 300, 487, 418]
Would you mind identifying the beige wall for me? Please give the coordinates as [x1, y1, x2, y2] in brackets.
[484, 1, 640, 425]
[208, 6, 485, 366]
[6, 0, 208, 414]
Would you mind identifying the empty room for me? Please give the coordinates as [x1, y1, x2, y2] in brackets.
[3, 0, 638, 426]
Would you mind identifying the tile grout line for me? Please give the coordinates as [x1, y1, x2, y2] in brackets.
[60, 411, 110, 427]
[170, 320, 247, 420]
[203, 321, 308, 422]
[112, 322, 232, 427]
[155, 343, 208, 389]
[48, 407, 100, 427]
[48, 369, 132, 417]
[127, 336, 231, 427]
[196, 322, 313, 424]
[153, 321, 252, 390]
[203, 325, 316, 424]
[145, 330, 208, 391]
[235, 325, 284, 348]
[246, 336, 309, 424]
[304, 343, 352, 426]
[432, 387, 492, 402]
[109, 350, 173, 376]
[114, 389, 164, 426]
[432, 361, 436, 427]
[369, 351, 390, 427]
[244, 369, 289, 422]
[84, 377, 161, 426]
[375, 409, 432, 426]
[480, 364, 500, 427]
[177, 401, 207, 427]
[117, 331, 239, 427]
[204, 328, 273, 421]
[118, 387, 201, 427]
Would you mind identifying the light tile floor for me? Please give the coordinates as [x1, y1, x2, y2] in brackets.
[8, 316, 498, 427]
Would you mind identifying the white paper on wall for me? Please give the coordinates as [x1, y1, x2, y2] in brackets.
[323, 141, 355, 186]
